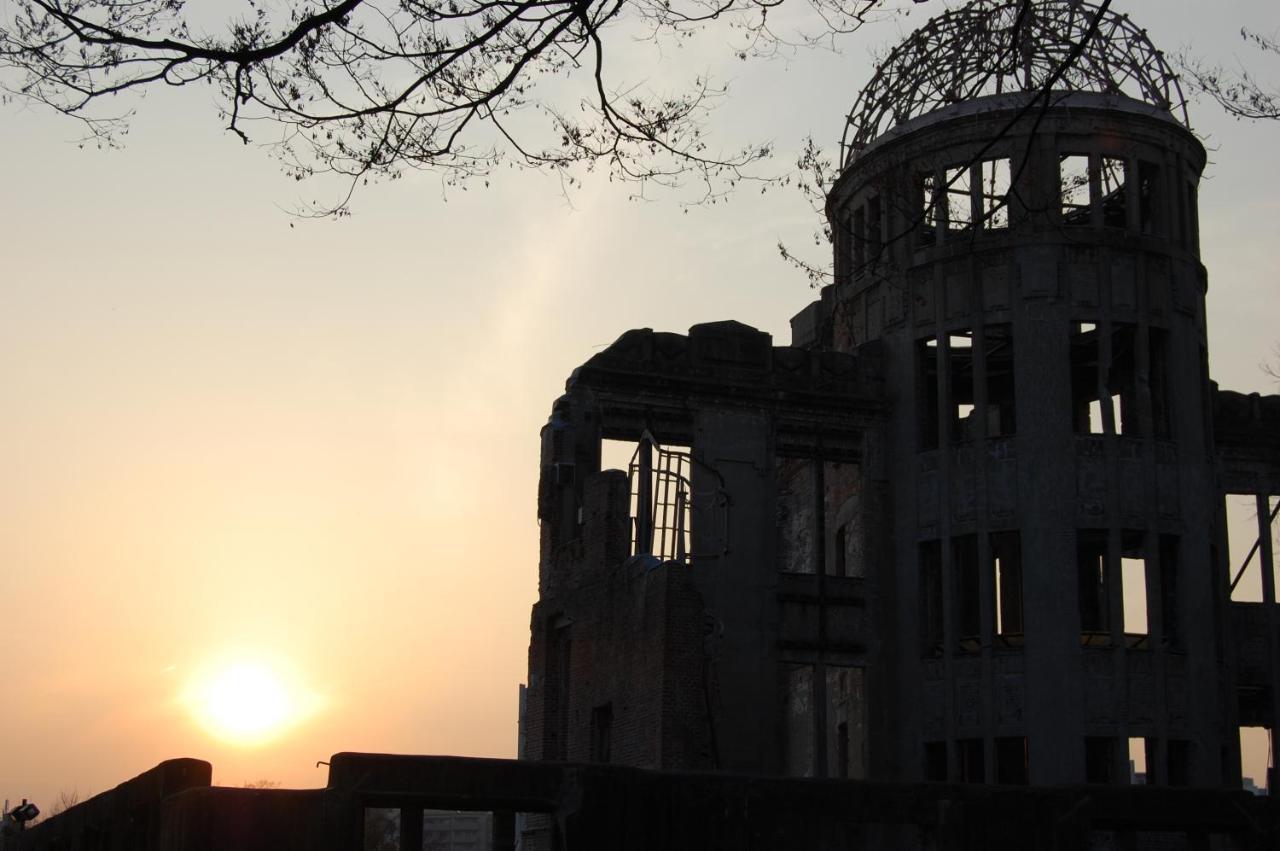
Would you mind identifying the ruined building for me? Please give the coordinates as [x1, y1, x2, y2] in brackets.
[12, 3, 1280, 850]
[525, 0, 1280, 803]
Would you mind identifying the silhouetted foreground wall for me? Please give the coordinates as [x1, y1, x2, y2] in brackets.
[7, 753, 1280, 850]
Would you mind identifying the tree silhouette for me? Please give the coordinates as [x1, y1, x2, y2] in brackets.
[1, 0, 882, 213]
[1178, 29, 1280, 122]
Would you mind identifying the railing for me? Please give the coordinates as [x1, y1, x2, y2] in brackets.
[626, 432, 692, 562]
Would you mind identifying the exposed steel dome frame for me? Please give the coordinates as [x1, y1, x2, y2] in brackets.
[840, 0, 1189, 165]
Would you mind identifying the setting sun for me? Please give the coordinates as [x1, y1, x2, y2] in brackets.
[185, 659, 318, 746]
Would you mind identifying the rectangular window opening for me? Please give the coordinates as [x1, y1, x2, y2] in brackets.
[826, 666, 866, 780]
[852, 205, 866, 271]
[959, 738, 985, 783]
[919, 338, 941, 450]
[1150, 328, 1171, 439]
[835, 524, 848, 577]
[1090, 398, 1113, 435]
[985, 324, 1016, 437]
[1186, 181, 1199, 249]
[777, 457, 817, 575]
[364, 807, 400, 851]
[1070, 322, 1103, 434]
[590, 703, 613, 763]
[781, 663, 815, 778]
[1085, 737, 1117, 784]
[600, 438, 637, 475]
[825, 461, 862, 577]
[993, 531, 1023, 641]
[920, 172, 938, 245]
[1226, 494, 1279, 603]
[1101, 156, 1127, 228]
[995, 736, 1028, 785]
[1167, 739, 1190, 786]
[980, 158, 1011, 230]
[1128, 737, 1152, 785]
[920, 540, 944, 655]
[946, 165, 974, 232]
[954, 534, 981, 651]
[1108, 324, 1138, 437]
[605, 437, 696, 559]
[1159, 535, 1180, 650]
[1060, 154, 1091, 224]
[1239, 726, 1271, 794]
[949, 332, 976, 442]
[1121, 538, 1149, 642]
[867, 195, 883, 261]
[924, 741, 948, 782]
[1138, 160, 1159, 235]
[1078, 530, 1110, 640]
[545, 622, 572, 761]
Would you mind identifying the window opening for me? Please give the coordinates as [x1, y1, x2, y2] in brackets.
[1078, 530, 1110, 641]
[1149, 328, 1171, 439]
[1167, 740, 1190, 786]
[985, 324, 1016, 437]
[946, 165, 974, 232]
[1085, 737, 1117, 784]
[1060, 154, 1091, 224]
[1159, 535, 1180, 650]
[1100, 156, 1127, 228]
[1128, 737, 1153, 785]
[1121, 531, 1149, 643]
[959, 738, 985, 783]
[1185, 181, 1199, 249]
[1070, 322, 1104, 434]
[867, 195, 883, 261]
[826, 666, 866, 780]
[619, 433, 692, 561]
[590, 703, 613, 763]
[601, 438, 637, 474]
[995, 736, 1028, 785]
[364, 808, 400, 851]
[949, 332, 976, 442]
[1138, 161, 1159, 235]
[826, 461, 862, 577]
[954, 534, 981, 651]
[545, 622, 572, 760]
[924, 742, 948, 782]
[852, 205, 866, 271]
[836, 722, 849, 779]
[781, 663, 815, 777]
[1107, 324, 1138, 436]
[920, 172, 938, 245]
[920, 540, 944, 655]
[1239, 727, 1272, 794]
[834, 525, 848, 577]
[980, 158, 1010, 230]
[777, 458, 816, 575]
[919, 337, 940, 450]
[992, 531, 1023, 641]
[1228, 494, 1280, 602]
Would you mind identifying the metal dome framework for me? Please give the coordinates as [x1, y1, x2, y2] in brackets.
[840, 0, 1189, 165]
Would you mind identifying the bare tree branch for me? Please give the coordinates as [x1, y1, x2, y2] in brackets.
[1, 0, 882, 214]
[1178, 28, 1280, 121]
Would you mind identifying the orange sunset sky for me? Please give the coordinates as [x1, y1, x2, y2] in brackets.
[2, 0, 1278, 807]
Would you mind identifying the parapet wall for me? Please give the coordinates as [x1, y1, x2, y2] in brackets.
[9, 755, 1279, 851]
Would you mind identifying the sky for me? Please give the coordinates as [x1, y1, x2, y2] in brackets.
[1, 0, 1278, 807]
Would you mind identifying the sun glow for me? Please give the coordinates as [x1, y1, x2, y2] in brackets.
[185, 658, 319, 746]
